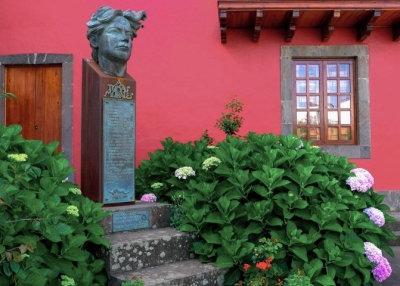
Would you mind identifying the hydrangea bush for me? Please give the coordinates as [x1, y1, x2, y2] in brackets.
[0, 124, 110, 285]
[135, 132, 397, 285]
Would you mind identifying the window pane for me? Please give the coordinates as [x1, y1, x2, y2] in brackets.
[328, 111, 338, 124]
[327, 96, 338, 108]
[296, 80, 307, 93]
[328, 127, 339, 140]
[340, 80, 350, 92]
[327, 80, 337, 93]
[297, 111, 307, 124]
[309, 96, 319, 108]
[340, 95, 351, 108]
[310, 127, 320, 140]
[297, 96, 307, 108]
[309, 65, 319, 77]
[327, 64, 337, 77]
[340, 127, 351, 140]
[297, 127, 307, 140]
[340, 111, 351, 124]
[309, 111, 320, 124]
[309, 80, 319, 93]
[340, 64, 350, 77]
[296, 65, 307, 77]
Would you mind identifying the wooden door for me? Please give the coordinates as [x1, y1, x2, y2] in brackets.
[4, 65, 62, 151]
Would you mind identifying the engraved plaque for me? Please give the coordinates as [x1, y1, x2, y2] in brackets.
[103, 99, 135, 203]
[113, 210, 150, 232]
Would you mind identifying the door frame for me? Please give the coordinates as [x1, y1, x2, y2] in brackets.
[0, 53, 74, 181]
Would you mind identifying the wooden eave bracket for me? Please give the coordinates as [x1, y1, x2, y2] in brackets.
[393, 24, 400, 41]
[357, 10, 381, 42]
[253, 10, 263, 42]
[220, 10, 227, 43]
[322, 10, 340, 42]
[285, 10, 299, 42]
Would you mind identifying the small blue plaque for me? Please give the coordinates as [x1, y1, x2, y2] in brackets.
[113, 209, 150, 232]
[103, 98, 135, 204]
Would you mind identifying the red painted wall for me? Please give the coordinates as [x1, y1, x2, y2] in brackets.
[1, 1, 400, 191]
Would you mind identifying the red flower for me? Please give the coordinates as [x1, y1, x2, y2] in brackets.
[243, 264, 251, 271]
[256, 260, 271, 271]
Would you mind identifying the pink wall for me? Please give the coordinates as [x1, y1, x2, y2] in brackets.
[1, 1, 400, 191]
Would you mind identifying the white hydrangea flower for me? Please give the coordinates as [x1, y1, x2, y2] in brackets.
[202, 157, 222, 170]
[174, 166, 195, 179]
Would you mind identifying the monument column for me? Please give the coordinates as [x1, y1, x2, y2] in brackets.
[81, 59, 136, 205]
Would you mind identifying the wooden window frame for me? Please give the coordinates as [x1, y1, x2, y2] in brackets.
[292, 59, 357, 145]
[281, 45, 371, 159]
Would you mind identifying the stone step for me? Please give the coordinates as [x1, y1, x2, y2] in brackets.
[101, 202, 171, 234]
[101, 227, 197, 274]
[108, 259, 226, 286]
[386, 212, 400, 232]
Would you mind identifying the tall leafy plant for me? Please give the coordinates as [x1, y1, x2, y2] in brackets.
[215, 95, 244, 136]
[136, 132, 397, 285]
[0, 124, 110, 285]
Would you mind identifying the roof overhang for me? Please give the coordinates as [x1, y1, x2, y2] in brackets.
[218, 0, 400, 43]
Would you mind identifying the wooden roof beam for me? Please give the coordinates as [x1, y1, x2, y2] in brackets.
[321, 10, 340, 42]
[357, 10, 381, 42]
[220, 10, 227, 43]
[253, 10, 263, 42]
[285, 10, 299, 42]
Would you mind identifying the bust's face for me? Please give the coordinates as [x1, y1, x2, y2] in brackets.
[98, 16, 133, 63]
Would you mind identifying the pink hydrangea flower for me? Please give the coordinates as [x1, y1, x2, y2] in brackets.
[364, 242, 392, 282]
[346, 168, 374, 192]
[140, 193, 157, 202]
[372, 256, 392, 282]
[364, 207, 385, 227]
[364, 242, 382, 263]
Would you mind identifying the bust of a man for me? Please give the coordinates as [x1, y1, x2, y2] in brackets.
[87, 6, 147, 77]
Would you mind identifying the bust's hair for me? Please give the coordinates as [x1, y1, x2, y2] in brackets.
[87, 6, 147, 63]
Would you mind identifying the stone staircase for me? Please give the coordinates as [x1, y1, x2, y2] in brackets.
[98, 202, 226, 286]
[97, 203, 400, 286]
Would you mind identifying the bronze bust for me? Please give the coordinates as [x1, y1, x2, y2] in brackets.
[87, 6, 147, 77]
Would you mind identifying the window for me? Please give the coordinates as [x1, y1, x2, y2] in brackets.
[292, 60, 356, 145]
[281, 46, 371, 159]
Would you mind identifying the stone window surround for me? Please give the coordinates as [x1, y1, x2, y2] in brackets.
[0, 53, 74, 180]
[281, 45, 371, 159]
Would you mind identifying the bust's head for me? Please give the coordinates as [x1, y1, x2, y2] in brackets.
[87, 6, 146, 77]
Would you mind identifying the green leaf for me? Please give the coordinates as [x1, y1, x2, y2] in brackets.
[179, 224, 198, 232]
[201, 232, 222, 245]
[313, 274, 336, 286]
[10, 261, 20, 274]
[55, 223, 73, 235]
[62, 248, 88, 262]
[243, 222, 263, 235]
[223, 267, 241, 286]
[205, 212, 225, 224]
[304, 258, 323, 279]
[322, 222, 343, 233]
[291, 246, 308, 262]
[215, 254, 234, 268]
[86, 223, 105, 236]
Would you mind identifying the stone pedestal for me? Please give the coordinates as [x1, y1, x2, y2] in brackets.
[81, 59, 136, 205]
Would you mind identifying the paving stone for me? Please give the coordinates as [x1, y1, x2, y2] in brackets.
[108, 259, 226, 286]
[101, 227, 197, 274]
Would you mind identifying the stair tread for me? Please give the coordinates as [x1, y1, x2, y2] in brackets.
[105, 227, 195, 245]
[109, 259, 226, 286]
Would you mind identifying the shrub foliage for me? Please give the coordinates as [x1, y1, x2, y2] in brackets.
[0, 124, 110, 285]
[136, 132, 397, 285]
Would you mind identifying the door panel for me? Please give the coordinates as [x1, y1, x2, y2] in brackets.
[5, 66, 37, 140]
[5, 65, 62, 151]
[35, 65, 62, 147]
